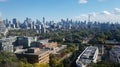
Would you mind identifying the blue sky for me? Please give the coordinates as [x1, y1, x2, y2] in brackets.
[0, 0, 120, 22]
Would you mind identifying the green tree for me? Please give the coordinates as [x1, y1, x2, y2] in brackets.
[0, 51, 18, 67]
[49, 54, 59, 67]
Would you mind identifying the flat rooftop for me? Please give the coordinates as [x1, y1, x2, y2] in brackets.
[15, 47, 49, 55]
[38, 39, 49, 44]
[111, 46, 120, 56]
[25, 49, 48, 55]
[76, 46, 98, 65]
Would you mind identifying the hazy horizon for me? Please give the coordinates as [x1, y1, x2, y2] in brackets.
[0, 0, 120, 22]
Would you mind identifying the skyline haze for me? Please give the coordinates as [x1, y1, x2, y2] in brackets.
[0, 0, 120, 22]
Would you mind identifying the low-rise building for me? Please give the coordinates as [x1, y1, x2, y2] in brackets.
[0, 20, 8, 36]
[76, 46, 99, 67]
[15, 36, 37, 48]
[15, 47, 51, 64]
[0, 37, 16, 52]
[31, 39, 58, 49]
[109, 46, 120, 63]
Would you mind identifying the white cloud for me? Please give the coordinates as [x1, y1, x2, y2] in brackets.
[0, 0, 7, 2]
[74, 14, 88, 21]
[79, 0, 88, 4]
[0, 12, 1, 17]
[115, 8, 120, 12]
[114, 8, 120, 14]
[74, 8, 120, 22]
[80, 14, 88, 17]
[101, 11, 111, 15]
[89, 12, 97, 17]
[98, 0, 107, 2]
[78, 0, 109, 4]
[78, 0, 108, 4]
[0, 12, 2, 20]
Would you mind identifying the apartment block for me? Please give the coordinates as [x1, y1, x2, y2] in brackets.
[76, 46, 99, 67]
[109, 46, 120, 63]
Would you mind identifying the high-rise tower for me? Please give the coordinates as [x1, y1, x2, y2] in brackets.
[0, 19, 8, 36]
[88, 15, 91, 23]
[43, 17, 45, 24]
[13, 18, 19, 28]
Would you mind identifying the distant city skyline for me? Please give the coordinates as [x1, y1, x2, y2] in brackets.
[0, 0, 120, 22]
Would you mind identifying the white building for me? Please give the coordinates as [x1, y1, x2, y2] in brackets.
[76, 46, 99, 67]
[0, 37, 16, 52]
[109, 46, 120, 63]
[0, 20, 8, 36]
